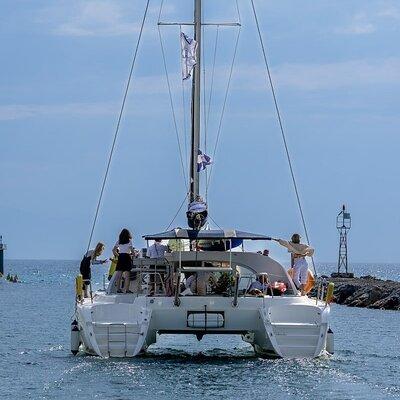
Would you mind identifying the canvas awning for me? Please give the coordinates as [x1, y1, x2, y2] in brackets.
[143, 228, 271, 241]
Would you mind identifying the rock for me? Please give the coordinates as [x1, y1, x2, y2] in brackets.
[312, 276, 400, 311]
[335, 284, 359, 304]
[360, 275, 377, 280]
[369, 289, 400, 310]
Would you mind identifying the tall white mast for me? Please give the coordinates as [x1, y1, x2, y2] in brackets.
[189, 0, 201, 203]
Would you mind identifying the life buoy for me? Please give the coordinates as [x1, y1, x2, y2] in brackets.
[287, 268, 315, 294]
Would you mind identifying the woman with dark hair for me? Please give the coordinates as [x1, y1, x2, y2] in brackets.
[112, 229, 135, 293]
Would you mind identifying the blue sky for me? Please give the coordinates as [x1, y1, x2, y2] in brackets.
[1, 0, 400, 264]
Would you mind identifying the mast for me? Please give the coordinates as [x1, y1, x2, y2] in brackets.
[189, 0, 201, 203]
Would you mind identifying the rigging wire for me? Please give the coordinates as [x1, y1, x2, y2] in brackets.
[158, 25, 190, 190]
[204, 25, 220, 204]
[164, 192, 189, 231]
[235, 0, 242, 25]
[206, 24, 241, 191]
[250, 0, 317, 276]
[158, 0, 188, 188]
[208, 213, 223, 230]
[180, 25, 189, 182]
[201, 24, 208, 203]
[206, 26, 219, 132]
[85, 0, 150, 253]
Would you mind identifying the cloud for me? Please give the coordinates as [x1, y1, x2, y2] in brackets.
[335, 12, 376, 35]
[336, 5, 400, 35]
[378, 7, 400, 20]
[38, 0, 174, 37]
[0, 102, 117, 121]
[3, 57, 400, 122]
[232, 58, 400, 91]
[56, 1, 137, 36]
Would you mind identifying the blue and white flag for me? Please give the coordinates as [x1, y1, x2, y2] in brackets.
[181, 32, 197, 80]
[197, 150, 212, 172]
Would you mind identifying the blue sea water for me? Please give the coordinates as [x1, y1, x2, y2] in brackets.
[0, 260, 399, 400]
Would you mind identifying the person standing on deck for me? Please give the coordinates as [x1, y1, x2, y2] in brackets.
[80, 242, 107, 298]
[147, 239, 169, 259]
[113, 229, 135, 294]
[147, 239, 169, 295]
[273, 234, 314, 295]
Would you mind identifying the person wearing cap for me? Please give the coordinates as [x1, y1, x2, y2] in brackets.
[273, 233, 314, 295]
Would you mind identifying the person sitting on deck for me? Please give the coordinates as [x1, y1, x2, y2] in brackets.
[248, 273, 269, 296]
[79, 242, 107, 298]
[112, 229, 135, 294]
[273, 233, 314, 296]
[187, 195, 208, 229]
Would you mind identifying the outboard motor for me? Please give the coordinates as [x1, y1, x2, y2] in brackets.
[187, 196, 208, 230]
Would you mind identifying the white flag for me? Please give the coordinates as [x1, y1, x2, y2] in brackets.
[180, 32, 197, 80]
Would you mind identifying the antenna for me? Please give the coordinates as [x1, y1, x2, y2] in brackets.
[332, 205, 354, 278]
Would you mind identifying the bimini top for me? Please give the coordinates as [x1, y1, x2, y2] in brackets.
[143, 228, 271, 241]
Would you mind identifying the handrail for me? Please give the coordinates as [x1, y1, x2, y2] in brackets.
[232, 271, 240, 307]
[181, 267, 232, 272]
[174, 250, 182, 306]
[315, 278, 328, 304]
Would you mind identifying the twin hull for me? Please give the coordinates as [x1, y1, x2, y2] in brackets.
[75, 294, 331, 358]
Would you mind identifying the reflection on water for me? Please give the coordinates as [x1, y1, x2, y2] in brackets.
[0, 260, 399, 400]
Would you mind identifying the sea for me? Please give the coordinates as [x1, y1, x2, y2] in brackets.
[0, 260, 399, 400]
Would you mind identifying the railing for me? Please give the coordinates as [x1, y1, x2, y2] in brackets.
[314, 278, 334, 305]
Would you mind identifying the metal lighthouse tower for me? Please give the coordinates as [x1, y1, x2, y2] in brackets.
[0, 235, 6, 276]
[332, 205, 353, 278]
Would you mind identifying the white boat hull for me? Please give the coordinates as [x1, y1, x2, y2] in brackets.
[75, 293, 331, 359]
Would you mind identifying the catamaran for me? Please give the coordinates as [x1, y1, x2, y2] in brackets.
[71, 0, 334, 359]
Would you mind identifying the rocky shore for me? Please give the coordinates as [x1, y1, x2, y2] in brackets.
[312, 275, 400, 310]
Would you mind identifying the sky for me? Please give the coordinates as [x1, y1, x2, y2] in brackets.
[1, 0, 400, 264]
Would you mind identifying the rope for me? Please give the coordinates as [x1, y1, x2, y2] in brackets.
[158, 25, 189, 190]
[208, 213, 223, 230]
[164, 192, 189, 231]
[85, 0, 150, 253]
[206, 26, 219, 132]
[250, 0, 317, 276]
[205, 25, 219, 204]
[235, 0, 242, 25]
[206, 25, 241, 191]
[202, 25, 208, 202]
[180, 25, 189, 183]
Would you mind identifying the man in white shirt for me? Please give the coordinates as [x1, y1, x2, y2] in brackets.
[147, 239, 169, 259]
[146, 239, 169, 295]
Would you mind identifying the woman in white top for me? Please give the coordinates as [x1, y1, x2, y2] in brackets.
[112, 229, 135, 294]
[274, 233, 314, 295]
